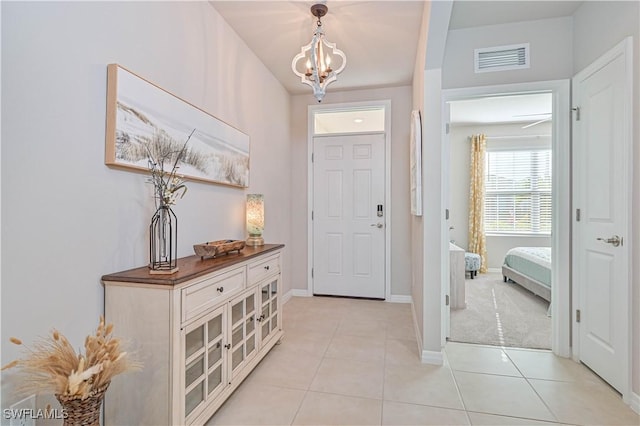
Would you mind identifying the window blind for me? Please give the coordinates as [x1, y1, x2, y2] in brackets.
[484, 149, 552, 234]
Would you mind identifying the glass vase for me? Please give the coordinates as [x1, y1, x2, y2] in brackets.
[149, 204, 178, 274]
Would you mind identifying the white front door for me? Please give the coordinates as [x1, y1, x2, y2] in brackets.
[572, 38, 632, 394]
[313, 133, 386, 298]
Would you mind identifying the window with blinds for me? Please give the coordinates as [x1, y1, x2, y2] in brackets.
[484, 149, 552, 235]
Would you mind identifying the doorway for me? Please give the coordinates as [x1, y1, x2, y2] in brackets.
[447, 93, 554, 349]
[306, 101, 392, 299]
[442, 81, 571, 357]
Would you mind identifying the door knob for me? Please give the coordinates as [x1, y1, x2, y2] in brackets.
[370, 223, 383, 229]
[596, 235, 622, 247]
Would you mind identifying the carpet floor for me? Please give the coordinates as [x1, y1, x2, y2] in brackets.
[449, 272, 551, 350]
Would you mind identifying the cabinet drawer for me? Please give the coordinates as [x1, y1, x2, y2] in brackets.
[182, 267, 245, 323]
[248, 254, 280, 286]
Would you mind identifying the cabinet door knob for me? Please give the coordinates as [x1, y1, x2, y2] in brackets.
[217, 286, 224, 293]
[224, 343, 231, 350]
[264, 265, 270, 271]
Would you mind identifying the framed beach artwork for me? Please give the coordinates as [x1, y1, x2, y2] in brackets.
[410, 110, 422, 216]
[105, 64, 250, 188]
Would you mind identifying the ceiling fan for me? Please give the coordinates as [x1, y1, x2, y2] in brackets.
[513, 112, 552, 129]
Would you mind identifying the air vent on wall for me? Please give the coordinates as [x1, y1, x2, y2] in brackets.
[475, 43, 530, 73]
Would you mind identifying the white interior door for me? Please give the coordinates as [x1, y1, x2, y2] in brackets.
[572, 38, 631, 395]
[313, 133, 385, 298]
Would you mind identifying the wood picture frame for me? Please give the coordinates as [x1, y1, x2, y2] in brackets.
[105, 64, 250, 188]
[410, 109, 422, 216]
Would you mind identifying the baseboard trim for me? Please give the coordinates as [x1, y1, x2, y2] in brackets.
[284, 289, 311, 303]
[410, 299, 444, 365]
[630, 391, 640, 415]
[291, 289, 311, 297]
[421, 350, 444, 365]
[410, 300, 423, 355]
[387, 295, 412, 303]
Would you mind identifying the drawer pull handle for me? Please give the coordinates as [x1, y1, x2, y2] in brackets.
[224, 343, 231, 350]
[256, 314, 266, 322]
[264, 265, 270, 271]
[217, 286, 224, 293]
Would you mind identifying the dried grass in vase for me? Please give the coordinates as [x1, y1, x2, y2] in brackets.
[2, 316, 140, 400]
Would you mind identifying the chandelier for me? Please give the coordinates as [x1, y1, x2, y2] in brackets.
[291, 3, 346, 102]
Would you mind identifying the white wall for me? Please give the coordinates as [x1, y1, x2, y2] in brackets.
[411, 2, 430, 346]
[421, 68, 446, 358]
[1, 1, 291, 407]
[443, 17, 573, 89]
[416, 0, 452, 361]
[448, 122, 552, 269]
[289, 85, 413, 297]
[572, 0, 640, 400]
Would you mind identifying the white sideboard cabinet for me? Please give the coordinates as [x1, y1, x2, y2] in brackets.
[102, 244, 284, 426]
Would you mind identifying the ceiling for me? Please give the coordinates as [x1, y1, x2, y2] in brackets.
[449, 1, 582, 30]
[210, 1, 425, 95]
[211, 1, 582, 121]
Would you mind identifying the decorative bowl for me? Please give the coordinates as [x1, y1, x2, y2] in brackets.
[193, 239, 245, 259]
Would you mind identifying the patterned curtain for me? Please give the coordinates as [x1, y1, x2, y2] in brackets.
[468, 134, 487, 273]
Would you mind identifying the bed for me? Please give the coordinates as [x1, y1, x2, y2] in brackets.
[502, 247, 551, 302]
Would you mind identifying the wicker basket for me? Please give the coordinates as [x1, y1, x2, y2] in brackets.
[56, 382, 109, 426]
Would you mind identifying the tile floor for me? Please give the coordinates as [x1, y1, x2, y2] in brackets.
[207, 296, 639, 425]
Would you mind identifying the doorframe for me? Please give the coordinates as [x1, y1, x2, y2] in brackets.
[441, 80, 572, 357]
[306, 100, 392, 300]
[571, 37, 633, 403]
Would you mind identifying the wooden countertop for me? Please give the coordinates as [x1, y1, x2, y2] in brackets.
[102, 244, 284, 287]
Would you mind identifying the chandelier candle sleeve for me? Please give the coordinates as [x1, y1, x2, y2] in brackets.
[291, 3, 346, 102]
[246, 194, 265, 247]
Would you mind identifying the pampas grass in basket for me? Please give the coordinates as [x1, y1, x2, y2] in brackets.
[2, 316, 140, 424]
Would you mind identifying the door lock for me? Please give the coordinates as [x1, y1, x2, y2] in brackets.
[596, 235, 622, 247]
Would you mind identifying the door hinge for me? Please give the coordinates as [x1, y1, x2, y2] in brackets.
[445, 123, 450, 134]
[576, 309, 581, 323]
[445, 295, 450, 306]
[311, 210, 314, 220]
[572, 107, 581, 121]
[311, 268, 314, 278]
[446, 209, 450, 220]
[576, 208, 581, 222]
[311, 153, 314, 162]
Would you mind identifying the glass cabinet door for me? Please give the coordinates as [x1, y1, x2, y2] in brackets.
[228, 289, 257, 379]
[183, 305, 226, 421]
[258, 278, 280, 346]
